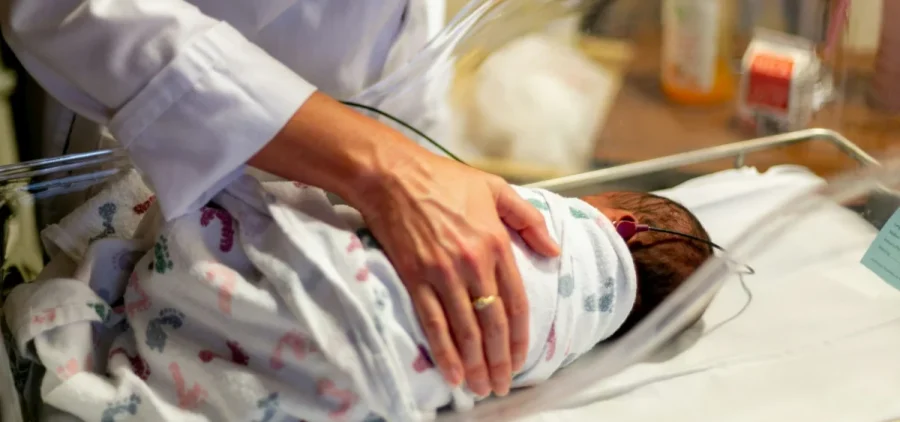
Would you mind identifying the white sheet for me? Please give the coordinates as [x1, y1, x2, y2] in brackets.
[6, 165, 900, 422]
[513, 166, 900, 421]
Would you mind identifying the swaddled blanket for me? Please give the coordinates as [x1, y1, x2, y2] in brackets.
[3, 172, 636, 421]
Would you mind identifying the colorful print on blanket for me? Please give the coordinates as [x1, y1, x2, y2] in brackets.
[4, 178, 441, 422]
[6, 176, 638, 421]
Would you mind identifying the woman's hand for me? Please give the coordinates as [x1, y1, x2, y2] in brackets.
[251, 92, 560, 397]
[351, 150, 560, 397]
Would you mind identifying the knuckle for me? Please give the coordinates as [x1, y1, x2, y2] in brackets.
[460, 237, 502, 272]
[424, 259, 455, 283]
[430, 349, 454, 366]
[486, 233, 509, 254]
[489, 360, 511, 376]
[457, 328, 481, 350]
[465, 362, 489, 378]
[510, 339, 529, 355]
[505, 297, 529, 320]
[422, 316, 446, 336]
[459, 246, 482, 269]
[484, 319, 508, 339]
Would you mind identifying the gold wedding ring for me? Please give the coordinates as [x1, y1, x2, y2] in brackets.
[472, 295, 498, 311]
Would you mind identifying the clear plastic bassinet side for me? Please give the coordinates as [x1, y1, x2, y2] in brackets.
[350, 0, 635, 180]
[437, 153, 900, 421]
[0, 149, 131, 422]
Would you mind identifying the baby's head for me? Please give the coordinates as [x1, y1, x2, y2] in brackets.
[581, 191, 714, 331]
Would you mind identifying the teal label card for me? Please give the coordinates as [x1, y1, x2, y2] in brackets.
[861, 208, 900, 290]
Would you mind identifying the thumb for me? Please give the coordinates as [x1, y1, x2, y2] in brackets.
[495, 185, 561, 257]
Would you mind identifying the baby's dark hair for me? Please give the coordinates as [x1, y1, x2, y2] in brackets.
[601, 192, 714, 331]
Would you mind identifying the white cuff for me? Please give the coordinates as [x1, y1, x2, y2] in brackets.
[109, 23, 316, 221]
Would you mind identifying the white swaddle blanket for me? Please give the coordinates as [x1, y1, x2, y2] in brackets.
[3, 172, 637, 421]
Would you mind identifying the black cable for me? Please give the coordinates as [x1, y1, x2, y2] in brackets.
[339, 100, 466, 164]
[648, 227, 756, 275]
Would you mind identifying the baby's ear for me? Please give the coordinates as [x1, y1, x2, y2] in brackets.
[606, 209, 637, 225]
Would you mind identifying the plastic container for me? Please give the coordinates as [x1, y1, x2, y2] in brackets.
[660, 0, 736, 105]
[352, 0, 635, 180]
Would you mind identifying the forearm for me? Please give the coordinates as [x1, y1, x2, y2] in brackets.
[250, 92, 430, 207]
[2, 0, 316, 219]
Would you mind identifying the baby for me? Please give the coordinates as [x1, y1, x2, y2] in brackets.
[4, 173, 713, 422]
[343, 188, 714, 413]
[581, 191, 714, 332]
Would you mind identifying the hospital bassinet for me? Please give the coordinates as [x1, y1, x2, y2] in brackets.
[4, 128, 900, 422]
[2, 0, 895, 418]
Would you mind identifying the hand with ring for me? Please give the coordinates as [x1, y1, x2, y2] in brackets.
[352, 142, 560, 397]
[257, 94, 561, 397]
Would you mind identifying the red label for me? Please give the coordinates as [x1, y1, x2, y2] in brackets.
[746, 53, 794, 112]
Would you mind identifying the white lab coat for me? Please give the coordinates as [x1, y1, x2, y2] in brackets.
[0, 0, 447, 220]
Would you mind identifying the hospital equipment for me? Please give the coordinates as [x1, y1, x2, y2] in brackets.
[3, 128, 900, 422]
[4, 1, 893, 419]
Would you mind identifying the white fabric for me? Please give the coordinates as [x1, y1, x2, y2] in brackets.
[515, 166, 900, 422]
[502, 186, 637, 386]
[1, 0, 445, 220]
[41, 170, 156, 263]
[0, 323, 22, 422]
[3, 174, 637, 421]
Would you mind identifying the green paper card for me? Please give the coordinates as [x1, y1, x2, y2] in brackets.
[861, 208, 900, 290]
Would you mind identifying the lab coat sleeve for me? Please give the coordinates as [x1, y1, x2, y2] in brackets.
[1, 0, 317, 220]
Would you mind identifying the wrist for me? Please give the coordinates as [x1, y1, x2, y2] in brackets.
[249, 91, 423, 206]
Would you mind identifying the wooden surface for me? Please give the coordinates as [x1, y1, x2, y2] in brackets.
[592, 33, 900, 177]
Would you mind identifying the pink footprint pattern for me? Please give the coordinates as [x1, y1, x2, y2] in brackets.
[545, 324, 557, 361]
[200, 207, 235, 253]
[55, 358, 79, 380]
[317, 379, 357, 420]
[54, 352, 92, 380]
[124, 272, 151, 317]
[270, 331, 317, 370]
[354, 267, 369, 282]
[346, 236, 363, 253]
[169, 362, 207, 410]
[32, 308, 56, 325]
[201, 263, 238, 315]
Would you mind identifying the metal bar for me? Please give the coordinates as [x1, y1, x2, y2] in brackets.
[0, 149, 125, 182]
[0, 157, 129, 183]
[0, 128, 876, 197]
[528, 128, 878, 193]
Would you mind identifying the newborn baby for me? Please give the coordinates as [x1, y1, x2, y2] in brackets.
[336, 187, 713, 410]
[5, 174, 712, 422]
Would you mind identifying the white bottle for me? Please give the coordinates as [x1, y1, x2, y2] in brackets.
[661, 0, 733, 104]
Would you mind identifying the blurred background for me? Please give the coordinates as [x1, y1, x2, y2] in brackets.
[0, 0, 895, 191]
[432, 0, 895, 188]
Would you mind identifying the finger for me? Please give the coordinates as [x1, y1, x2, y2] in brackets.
[494, 239, 530, 375]
[461, 237, 511, 397]
[494, 185, 560, 257]
[409, 283, 464, 387]
[475, 295, 512, 396]
[431, 266, 493, 397]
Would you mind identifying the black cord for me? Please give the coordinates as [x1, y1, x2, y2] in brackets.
[649, 227, 756, 275]
[339, 100, 466, 164]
